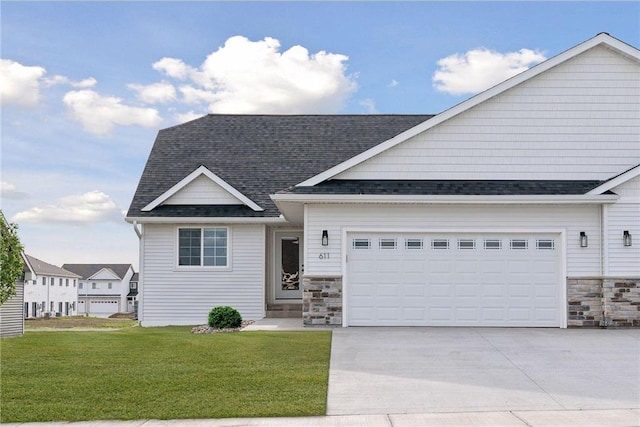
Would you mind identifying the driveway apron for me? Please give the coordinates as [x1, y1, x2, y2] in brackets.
[326, 327, 640, 415]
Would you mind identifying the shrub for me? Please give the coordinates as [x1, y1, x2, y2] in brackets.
[208, 306, 242, 329]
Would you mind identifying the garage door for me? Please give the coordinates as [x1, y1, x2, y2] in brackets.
[347, 233, 561, 327]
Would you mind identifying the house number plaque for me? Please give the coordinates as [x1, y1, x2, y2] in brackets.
[318, 252, 330, 260]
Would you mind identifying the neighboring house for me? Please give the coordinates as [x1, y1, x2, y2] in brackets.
[23, 255, 81, 318]
[0, 254, 34, 338]
[126, 33, 640, 328]
[128, 273, 139, 316]
[62, 264, 135, 318]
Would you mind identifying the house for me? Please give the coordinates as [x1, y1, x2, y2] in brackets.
[23, 255, 81, 318]
[62, 264, 135, 318]
[126, 33, 640, 328]
[0, 254, 34, 338]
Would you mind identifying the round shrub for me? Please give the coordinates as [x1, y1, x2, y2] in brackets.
[208, 306, 242, 329]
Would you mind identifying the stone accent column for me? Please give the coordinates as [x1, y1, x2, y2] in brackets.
[602, 279, 640, 327]
[567, 277, 640, 327]
[302, 275, 342, 326]
[567, 277, 603, 327]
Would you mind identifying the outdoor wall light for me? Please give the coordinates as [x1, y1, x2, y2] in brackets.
[623, 230, 632, 247]
[579, 231, 588, 248]
[321, 230, 329, 246]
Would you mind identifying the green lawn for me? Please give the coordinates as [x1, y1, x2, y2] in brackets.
[1, 327, 332, 423]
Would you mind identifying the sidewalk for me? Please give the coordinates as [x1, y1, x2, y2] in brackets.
[4, 409, 640, 427]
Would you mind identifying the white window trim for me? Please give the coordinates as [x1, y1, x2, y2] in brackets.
[175, 225, 233, 271]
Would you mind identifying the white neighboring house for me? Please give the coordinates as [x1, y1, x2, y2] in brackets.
[23, 255, 81, 318]
[126, 33, 640, 328]
[62, 264, 135, 318]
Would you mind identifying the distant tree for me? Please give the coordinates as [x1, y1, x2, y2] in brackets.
[0, 210, 24, 305]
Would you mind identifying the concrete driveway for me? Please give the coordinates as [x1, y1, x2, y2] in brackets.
[327, 327, 640, 415]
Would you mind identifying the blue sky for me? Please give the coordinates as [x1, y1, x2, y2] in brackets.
[1, 1, 639, 269]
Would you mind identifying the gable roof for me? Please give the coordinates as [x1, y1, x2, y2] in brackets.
[126, 114, 433, 220]
[142, 165, 264, 212]
[297, 33, 640, 187]
[26, 255, 81, 279]
[62, 264, 133, 280]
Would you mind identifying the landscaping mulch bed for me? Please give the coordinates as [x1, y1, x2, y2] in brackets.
[191, 320, 255, 334]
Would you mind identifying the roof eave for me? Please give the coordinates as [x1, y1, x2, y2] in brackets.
[271, 193, 620, 204]
[125, 216, 288, 224]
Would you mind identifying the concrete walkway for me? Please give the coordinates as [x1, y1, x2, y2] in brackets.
[4, 409, 640, 426]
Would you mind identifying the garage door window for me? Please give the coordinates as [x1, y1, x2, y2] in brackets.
[510, 239, 528, 250]
[484, 239, 502, 249]
[405, 238, 423, 249]
[432, 239, 449, 249]
[353, 239, 371, 249]
[379, 238, 397, 249]
[536, 239, 555, 250]
[458, 239, 476, 250]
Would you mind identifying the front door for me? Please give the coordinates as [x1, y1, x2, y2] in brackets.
[275, 233, 303, 300]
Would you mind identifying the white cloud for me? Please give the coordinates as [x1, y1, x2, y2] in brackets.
[388, 79, 399, 88]
[63, 89, 162, 135]
[1, 181, 28, 200]
[153, 35, 357, 114]
[359, 98, 378, 114]
[43, 75, 97, 88]
[0, 59, 46, 107]
[433, 47, 546, 95]
[12, 191, 123, 225]
[128, 81, 177, 104]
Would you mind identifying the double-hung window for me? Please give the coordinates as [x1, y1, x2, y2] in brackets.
[178, 227, 228, 267]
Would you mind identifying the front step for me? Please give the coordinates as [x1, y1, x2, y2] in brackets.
[266, 303, 302, 318]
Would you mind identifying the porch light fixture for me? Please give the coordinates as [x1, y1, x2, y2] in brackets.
[579, 232, 588, 248]
[321, 230, 329, 246]
[623, 230, 632, 247]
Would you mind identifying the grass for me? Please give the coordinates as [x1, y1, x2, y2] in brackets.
[1, 327, 332, 423]
[25, 315, 138, 329]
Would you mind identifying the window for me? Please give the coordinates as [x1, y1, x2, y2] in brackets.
[484, 239, 502, 249]
[50, 277, 54, 286]
[537, 239, 555, 250]
[108, 283, 113, 289]
[79, 283, 83, 290]
[178, 227, 228, 267]
[510, 239, 528, 250]
[73, 280, 76, 288]
[458, 239, 476, 250]
[405, 238, 424, 249]
[379, 238, 397, 249]
[130, 282, 138, 290]
[42, 277, 46, 286]
[92, 283, 97, 289]
[432, 239, 449, 249]
[50, 301, 54, 312]
[58, 302, 63, 313]
[59, 278, 63, 286]
[352, 238, 371, 249]
[66, 279, 69, 287]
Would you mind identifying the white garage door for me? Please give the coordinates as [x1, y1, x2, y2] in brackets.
[347, 233, 561, 327]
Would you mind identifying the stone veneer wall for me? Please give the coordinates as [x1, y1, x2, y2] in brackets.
[568, 277, 640, 327]
[302, 276, 342, 326]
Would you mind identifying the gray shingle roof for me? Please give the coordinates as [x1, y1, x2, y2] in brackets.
[280, 180, 605, 196]
[26, 255, 81, 278]
[127, 114, 434, 218]
[61, 264, 133, 280]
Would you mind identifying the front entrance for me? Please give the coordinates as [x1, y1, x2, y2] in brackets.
[274, 232, 303, 300]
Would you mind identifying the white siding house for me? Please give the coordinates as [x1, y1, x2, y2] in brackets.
[63, 264, 135, 318]
[127, 33, 640, 328]
[23, 255, 81, 318]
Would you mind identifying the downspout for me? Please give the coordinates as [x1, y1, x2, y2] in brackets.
[133, 221, 142, 239]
